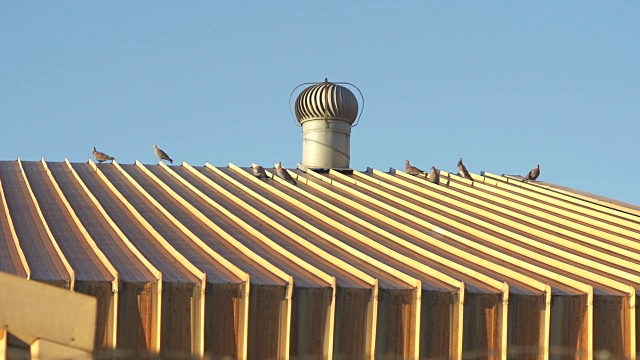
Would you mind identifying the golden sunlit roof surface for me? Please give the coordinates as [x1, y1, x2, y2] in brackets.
[0, 159, 639, 359]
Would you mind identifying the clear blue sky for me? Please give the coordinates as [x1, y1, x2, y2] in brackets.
[1, 2, 639, 205]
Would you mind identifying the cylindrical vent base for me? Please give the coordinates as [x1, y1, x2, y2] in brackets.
[301, 119, 351, 169]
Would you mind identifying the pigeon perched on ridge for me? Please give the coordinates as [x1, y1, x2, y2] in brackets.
[153, 145, 173, 164]
[524, 164, 540, 182]
[92, 147, 114, 163]
[405, 160, 424, 176]
[457, 158, 473, 183]
[428, 166, 440, 185]
[252, 163, 268, 179]
[275, 162, 296, 185]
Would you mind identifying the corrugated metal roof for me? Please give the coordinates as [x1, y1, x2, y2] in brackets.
[1, 159, 639, 359]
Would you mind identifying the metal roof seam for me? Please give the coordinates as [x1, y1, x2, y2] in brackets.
[498, 173, 640, 218]
[115, 161, 237, 288]
[228, 164, 445, 288]
[541, 185, 640, 218]
[369, 169, 640, 284]
[17, 158, 75, 290]
[392, 169, 640, 257]
[399, 169, 640, 253]
[133, 161, 250, 283]
[259, 168, 471, 358]
[313, 169, 592, 294]
[43, 160, 123, 349]
[173, 162, 334, 285]
[345, 169, 635, 294]
[208, 163, 417, 288]
[304, 169, 552, 293]
[65, 159, 162, 281]
[481, 171, 640, 231]
[93, 160, 204, 282]
[42, 158, 119, 290]
[0, 177, 30, 278]
[110, 160, 216, 355]
[249, 165, 465, 289]
[156, 161, 292, 283]
[184, 162, 375, 286]
[441, 169, 640, 243]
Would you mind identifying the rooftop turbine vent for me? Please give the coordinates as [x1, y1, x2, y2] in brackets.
[290, 78, 364, 170]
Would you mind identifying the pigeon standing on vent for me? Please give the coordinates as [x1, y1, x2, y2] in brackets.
[92, 147, 115, 163]
[405, 160, 425, 176]
[153, 145, 173, 164]
[524, 164, 540, 182]
[457, 158, 473, 183]
[428, 166, 440, 185]
[275, 162, 296, 185]
[252, 164, 268, 179]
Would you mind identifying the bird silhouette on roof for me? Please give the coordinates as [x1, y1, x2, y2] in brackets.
[405, 160, 425, 176]
[92, 147, 114, 163]
[428, 166, 440, 185]
[252, 163, 268, 179]
[275, 162, 296, 185]
[457, 158, 474, 184]
[524, 164, 540, 182]
[153, 145, 173, 164]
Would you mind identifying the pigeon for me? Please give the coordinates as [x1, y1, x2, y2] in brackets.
[153, 145, 173, 164]
[275, 162, 296, 185]
[92, 147, 114, 163]
[524, 164, 540, 182]
[252, 163, 268, 179]
[457, 158, 473, 183]
[427, 166, 440, 185]
[405, 160, 425, 176]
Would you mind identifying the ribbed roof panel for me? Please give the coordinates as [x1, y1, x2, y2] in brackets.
[0, 161, 70, 284]
[2, 159, 640, 359]
[48, 162, 155, 283]
[22, 161, 113, 282]
[74, 163, 196, 283]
